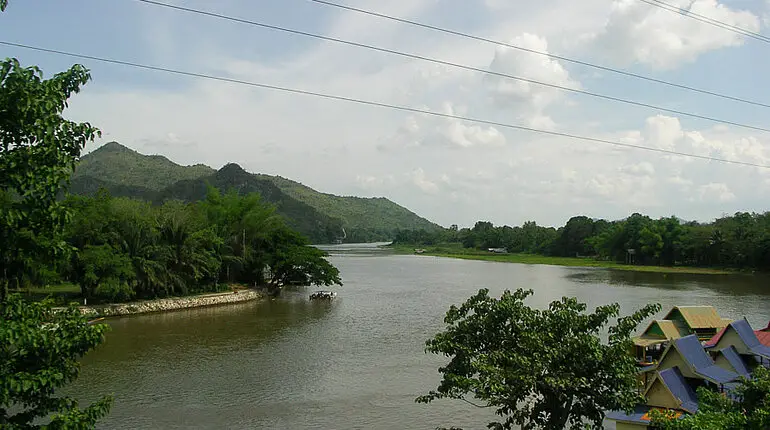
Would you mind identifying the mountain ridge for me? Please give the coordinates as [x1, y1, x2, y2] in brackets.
[71, 142, 441, 243]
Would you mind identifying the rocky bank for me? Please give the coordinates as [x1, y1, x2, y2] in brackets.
[79, 289, 264, 318]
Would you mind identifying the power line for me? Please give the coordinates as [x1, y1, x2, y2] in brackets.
[304, 0, 770, 109]
[1, 40, 768, 170]
[638, 0, 770, 43]
[130, 0, 770, 134]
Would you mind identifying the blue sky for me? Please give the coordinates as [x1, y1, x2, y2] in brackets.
[2, 0, 770, 227]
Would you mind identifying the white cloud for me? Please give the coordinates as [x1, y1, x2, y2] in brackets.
[485, 33, 581, 129]
[590, 0, 761, 69]
[9, 0, 764, 228]
[698, 182, 737, 202]
[411, 168, 440, 194]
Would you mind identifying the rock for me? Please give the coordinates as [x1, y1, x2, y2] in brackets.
[78, 290, 264, 318]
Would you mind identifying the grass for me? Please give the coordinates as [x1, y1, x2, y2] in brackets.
[387, 243, 734, 275]
[10, 282, 243, 306]
[10, 283, 83, 305]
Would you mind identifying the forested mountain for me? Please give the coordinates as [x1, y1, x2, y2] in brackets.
[74, 141, 215, 189]
[260, 174, 442, 242]
[70, 142, 440, 243]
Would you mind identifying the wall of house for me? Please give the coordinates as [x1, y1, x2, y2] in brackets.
[646, 379, 681, 410]
[714, 354, 737, 374]
[715, 329, 747, 354]
[658, 351, 695, 378]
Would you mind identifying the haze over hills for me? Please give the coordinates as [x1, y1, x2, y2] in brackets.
[70, 142, 442, 243]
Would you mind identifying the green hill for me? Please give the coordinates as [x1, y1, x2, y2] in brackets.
[70, 142, 441, 243]
[75, 141, 214, 190]
[261, 175, 442, 242]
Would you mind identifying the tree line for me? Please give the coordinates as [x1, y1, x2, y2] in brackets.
[394, 211, 770, 270]
[8, 187, 342, 302]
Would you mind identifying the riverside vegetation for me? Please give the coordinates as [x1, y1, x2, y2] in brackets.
[0, 2, 337, 425]
[392, 213, 770, 274]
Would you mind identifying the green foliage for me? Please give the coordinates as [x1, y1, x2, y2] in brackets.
[396, 211, 770, 272]
[0, 294, 113, 428]
[0, 57, 100, 299]
[67, 142, 438, 243]
[650, 366, 770, 430]
[73, 142, 214, 191]
[58, 186, 342, 301]
[264, 174, 442, 240]
[417, 289, 661, 430]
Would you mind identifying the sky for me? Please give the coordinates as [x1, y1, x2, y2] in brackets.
[2, 0, 770, 228]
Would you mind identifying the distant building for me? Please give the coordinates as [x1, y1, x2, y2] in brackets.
[487, 247, 507, 253]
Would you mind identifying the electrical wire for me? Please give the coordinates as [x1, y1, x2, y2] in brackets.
[638, 0, 770, 43]
[1, 40, 768, 170]
[303, 0, 770, 109]
[129, 0, 770, 134]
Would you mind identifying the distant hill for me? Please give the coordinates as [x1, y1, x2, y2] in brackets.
[261, 175, 441, 242]
[75, 142, 215, 190]
[70, 142, 441, 243]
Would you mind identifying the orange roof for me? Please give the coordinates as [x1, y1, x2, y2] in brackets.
[757, 329, 770, 347]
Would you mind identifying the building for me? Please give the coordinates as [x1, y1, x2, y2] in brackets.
[631, 306, 732, 365]
[607, 315, 768, 430]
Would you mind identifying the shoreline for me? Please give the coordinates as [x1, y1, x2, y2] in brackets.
[77, 288, 265, 319]
[385, 245, 736, 275]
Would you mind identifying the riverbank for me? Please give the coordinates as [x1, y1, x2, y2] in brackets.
[77, 289, 265, 318]
[386, 244, 734, 275]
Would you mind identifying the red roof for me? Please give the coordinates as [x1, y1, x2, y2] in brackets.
[706, 321, 770, 348]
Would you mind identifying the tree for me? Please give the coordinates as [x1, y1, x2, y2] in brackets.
[0, 55, 100, 299]
[0, 295, 113, 428]
[416, 288, 660, 430]
[267, 228, 342, 291]
[650, 365, 770, 430]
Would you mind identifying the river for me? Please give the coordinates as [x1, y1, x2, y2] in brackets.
[68, 244, 770, 429]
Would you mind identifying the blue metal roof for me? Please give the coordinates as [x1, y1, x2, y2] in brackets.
[605, 405, 654, 424]
[606, 405, 686, 425]
[675, 335, 713, 368]
[674, 335, 739, 384]
[659, 367, 699, 413]
[732, 319, 770, 359]
[719, 346, 751, 377]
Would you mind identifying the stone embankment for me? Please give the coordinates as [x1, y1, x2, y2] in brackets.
[79, 289, 264, 318]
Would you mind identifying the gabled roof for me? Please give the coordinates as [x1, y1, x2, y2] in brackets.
[708, 320, 770, 349]
[732, 319, 770, 359]
[634, 320, 687, 347]
[717, 346, 751, 377]
[664, 306, 729, 329]
[655, 367, 699, 414]
[663, 335, 739, 384]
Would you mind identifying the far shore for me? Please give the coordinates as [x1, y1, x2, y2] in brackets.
[384, 244, 737, 275]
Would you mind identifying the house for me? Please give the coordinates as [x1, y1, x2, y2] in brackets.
[631, 306, 732, 365]
[606, 317, 769, 430]
[662, 306, 732, 341]
[606, 367, 694, 429]
[632, 320, 686, 364]
[705, 319, 770, 366]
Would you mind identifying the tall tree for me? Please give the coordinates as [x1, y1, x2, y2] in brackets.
[417, 288, 660, 430]
[0, 55, 99, 299]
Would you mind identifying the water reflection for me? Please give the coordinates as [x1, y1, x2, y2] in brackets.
[67, 248, 769, 430]
[566, 269, 770, 296]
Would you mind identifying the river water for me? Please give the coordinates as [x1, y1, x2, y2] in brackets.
[69, 244, 770, 429]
